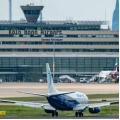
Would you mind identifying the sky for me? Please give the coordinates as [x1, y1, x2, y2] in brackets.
[0, 0, 117, 27]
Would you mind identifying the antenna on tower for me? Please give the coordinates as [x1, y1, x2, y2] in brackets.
[105, 10, 106, 22]
[9, 0, 12, 21]
[41, 0, 42, 5]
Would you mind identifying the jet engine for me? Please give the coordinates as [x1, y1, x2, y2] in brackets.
[44, 109, 54, 113]
[89, 107, 100, 113]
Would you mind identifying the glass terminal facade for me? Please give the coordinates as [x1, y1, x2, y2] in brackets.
[0, 6, 119, 82]
[0, 56, 119, 82]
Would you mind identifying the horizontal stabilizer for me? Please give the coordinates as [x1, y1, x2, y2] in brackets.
[50, 92, 75, 96]
[17, 91, 46, 96]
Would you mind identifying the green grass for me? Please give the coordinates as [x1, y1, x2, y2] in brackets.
[0, 96, 46, 101]
[0, 105, 118, 117]
[0, 93, 119, 102]
[88, 93, 119, 99]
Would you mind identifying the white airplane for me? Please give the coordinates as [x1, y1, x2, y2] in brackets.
[92, 58, 118, 83]
[0, 63, 119, 117]
[98, 58, 118, 78]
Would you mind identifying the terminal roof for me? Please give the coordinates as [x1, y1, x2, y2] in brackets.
[0, 54, 118, 58]
[0, 20, 108, 26]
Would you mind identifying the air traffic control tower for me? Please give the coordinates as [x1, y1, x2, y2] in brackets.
[20, 4, 44, 23]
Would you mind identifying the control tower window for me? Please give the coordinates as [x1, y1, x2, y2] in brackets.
[32, 10, 36, 14]
[23, 10, 31, 15]
[32, 10, 40, 15]
[28, 10, 31, 15]
[23, 10, 27, 14]
[23, 10, 39, 15]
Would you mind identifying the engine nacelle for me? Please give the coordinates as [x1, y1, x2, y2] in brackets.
[89, 107, 100, 113]
[44, 109, 54, 113]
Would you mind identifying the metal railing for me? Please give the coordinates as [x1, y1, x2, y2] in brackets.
[0, 20, 108, 25]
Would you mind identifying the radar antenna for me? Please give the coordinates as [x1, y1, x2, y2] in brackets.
[41, 0, 42, 5]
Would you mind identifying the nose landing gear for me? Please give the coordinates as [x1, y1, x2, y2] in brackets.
[52, 111, 58, 117]
[75, 111, 83, 117]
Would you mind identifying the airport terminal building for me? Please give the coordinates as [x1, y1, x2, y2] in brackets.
[0, 5, 119, 82]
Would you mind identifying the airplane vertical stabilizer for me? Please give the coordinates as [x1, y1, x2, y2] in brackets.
[114, 58, 118, 71]
[46, 63, 59, 93]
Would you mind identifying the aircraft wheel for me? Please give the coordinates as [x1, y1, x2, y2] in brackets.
[52, 112, 54, 117]
[56, 111, 58, 117]
[75, 112, 78, 117]
[78, 112, 83, 117]
[78, 112, 81, 117]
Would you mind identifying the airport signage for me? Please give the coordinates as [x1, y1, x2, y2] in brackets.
[41, 38, 63, 41]
[9, 29, 62, 35]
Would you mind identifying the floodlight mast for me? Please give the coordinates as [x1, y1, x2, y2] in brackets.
[53, 34, 55, 81]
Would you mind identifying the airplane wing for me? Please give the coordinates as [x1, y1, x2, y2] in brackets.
[73, 101, 119, 110]
[88, 101, 119, 108]
[51, 92, 75, 96]
[73, 104, 88, 110]
[0, 99, 55, 110]
[17, 91, 75, 97]
[17, 91, 47, 96]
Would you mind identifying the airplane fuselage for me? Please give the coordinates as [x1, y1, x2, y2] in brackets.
[47, 92, 88, 110]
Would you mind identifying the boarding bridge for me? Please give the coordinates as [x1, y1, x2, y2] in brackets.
[59, 75, 76, 83]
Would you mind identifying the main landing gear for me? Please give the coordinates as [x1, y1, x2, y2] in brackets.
[52, 111, 58, 117]
[75, 111, 83, 117]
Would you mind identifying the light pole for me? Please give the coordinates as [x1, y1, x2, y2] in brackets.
[58, 60, 61, 72]
[53, 33, 55, 80]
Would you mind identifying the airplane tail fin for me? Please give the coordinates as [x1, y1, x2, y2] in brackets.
[46, 63, 59, 93]
[114, 58, 118, 71]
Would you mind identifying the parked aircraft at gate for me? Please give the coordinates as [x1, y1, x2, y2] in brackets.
[99, 58, 118, 77]
[0, 63, 119, 117]
[109, 58, 118, 78]
[90, 58, 119, 82]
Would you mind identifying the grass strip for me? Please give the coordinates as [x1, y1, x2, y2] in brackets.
[0, 105, 118, 117]
[88, 93, 119, 99]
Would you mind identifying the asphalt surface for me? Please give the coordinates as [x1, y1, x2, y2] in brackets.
[0, 82, 119, 98]
[0, 115, 119, 119]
